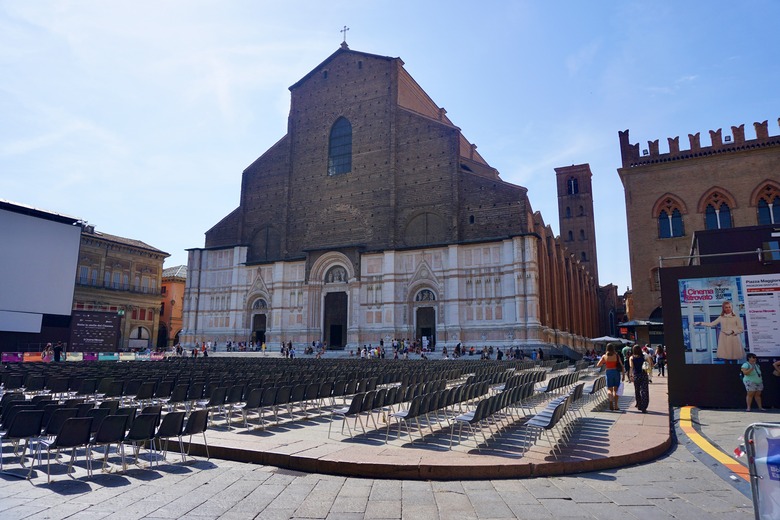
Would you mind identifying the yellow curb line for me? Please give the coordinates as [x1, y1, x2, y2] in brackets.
[679, 406, 749, 482]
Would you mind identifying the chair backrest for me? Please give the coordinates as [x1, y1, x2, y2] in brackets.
[304, 383, 319, 401]
[2, 403, 35, 429]
[360, 390, 376, 413]
[6, 409, 44, 439]
[76, 403, 95, 417]
[373, 388, 387, 410]
[290, 384, 306, 403]
[44, 408, 79, 436]
[86, 407, 110, 433]
[24, 375, 46, 392]
[261, 387, 278, 406]
[134, 381, 156, 401]
[244, 388, 263, 409]
[154, 380, 174, 399]
[53, 417, 93, 449]
[155, 411, 186, 439]
[76, 378, 98, 396]
[275, 386, 292, 405]
[183, 409, 209, 436]
[344, 392, 365, 415]
[63, 398, 85, 408]
[96, 378, 114, 395]
[169, 384, 189, 403]
[116, 407, 137, 431]
[123, 379, 142, 396]
[99, 400, 120, 414]
[332, 380, 346, 397]
[141, 405, 163, 416]
[205, 387, 227, 406]
[126, 413, 159, 442]
[92, 414, 128, 444]
[225, 385, 244, 405]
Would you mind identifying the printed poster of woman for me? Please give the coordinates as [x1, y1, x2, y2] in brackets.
[679, 276, 748, 364]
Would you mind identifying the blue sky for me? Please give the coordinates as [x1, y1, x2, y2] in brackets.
[2, 1, 778, 293]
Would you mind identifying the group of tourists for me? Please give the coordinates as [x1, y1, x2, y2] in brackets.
[597, 342, 667, 413]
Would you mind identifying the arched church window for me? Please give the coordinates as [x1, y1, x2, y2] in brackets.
[415, 289, 436, 302]
[580, 252, 587, 262]
[567, 177, 579, 195]
[328, 117, 352, 175]
[252, 299, 268, 310]
[565, 207, 571, 218]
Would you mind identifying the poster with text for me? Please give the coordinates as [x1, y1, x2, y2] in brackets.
[743, 273, 780, 358]
[679, 276, 749, 364]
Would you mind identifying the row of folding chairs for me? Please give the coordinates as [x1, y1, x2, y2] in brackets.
[0, 405, 209, 482]
[535, 370, 582, 398]
[448, 382, 538, 450]
[523, 380, 589, 458]
[386, 381, 491, 442]
[492, 369, 547, 393]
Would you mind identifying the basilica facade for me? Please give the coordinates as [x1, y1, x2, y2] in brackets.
[181, 44, 598, 351]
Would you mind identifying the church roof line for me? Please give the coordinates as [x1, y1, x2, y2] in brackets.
[289, 46, 399, 91]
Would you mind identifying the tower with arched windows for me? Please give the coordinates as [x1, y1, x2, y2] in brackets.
[181, 45, 598, 352]
[618, 120, 780, 327]
[555, 164, 599, 286]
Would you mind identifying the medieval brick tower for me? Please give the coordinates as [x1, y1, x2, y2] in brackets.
[555, 164, 599, 286]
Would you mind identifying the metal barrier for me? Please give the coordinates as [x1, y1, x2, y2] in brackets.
[744, 422, 780, 520]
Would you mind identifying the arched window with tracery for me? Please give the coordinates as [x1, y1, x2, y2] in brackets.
[328, 117, 352, 175]
[655, 196, 685, 238]
[252, 299, 268, 310]
[701, 191, 733, 230]
[755, 183, 780, 225]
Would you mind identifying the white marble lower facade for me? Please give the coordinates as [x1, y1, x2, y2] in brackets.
[181, 236, 574, 351]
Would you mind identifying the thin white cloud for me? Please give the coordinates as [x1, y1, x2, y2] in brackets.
[566, 41, 601, 75]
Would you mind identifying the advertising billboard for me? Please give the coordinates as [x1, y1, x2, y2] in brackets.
[69, 311, 121, 352]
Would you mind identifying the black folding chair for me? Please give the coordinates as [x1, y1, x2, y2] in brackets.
[90, 415, 127, 472]
[154, 411, 186, 462]
[182, 409, 209, 460]
[0, 409, 44, 478]
[39, 417, 93, 483]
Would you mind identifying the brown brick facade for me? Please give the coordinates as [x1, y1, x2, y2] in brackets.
[618, 119, 780, 320]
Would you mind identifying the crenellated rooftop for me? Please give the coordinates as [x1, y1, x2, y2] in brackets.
[619, 118, 780, 168]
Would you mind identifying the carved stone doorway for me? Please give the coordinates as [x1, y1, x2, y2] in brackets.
[252, 314, 267, 345]
[324, 292, 348, 349]
[416, 306, 436, 350]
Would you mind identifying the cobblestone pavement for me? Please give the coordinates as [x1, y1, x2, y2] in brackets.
[0, 434, 754, 520]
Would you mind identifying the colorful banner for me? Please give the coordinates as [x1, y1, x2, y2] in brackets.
[0, 351, 167, 363]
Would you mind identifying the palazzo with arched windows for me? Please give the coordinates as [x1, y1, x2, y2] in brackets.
[619, 121, 780, 325]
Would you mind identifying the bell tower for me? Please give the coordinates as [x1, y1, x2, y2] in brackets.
[555, 163, 599, 286]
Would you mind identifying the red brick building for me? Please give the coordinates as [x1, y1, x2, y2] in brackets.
[618, 118, 780, 329]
